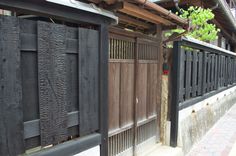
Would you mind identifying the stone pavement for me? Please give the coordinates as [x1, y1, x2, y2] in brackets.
[186, 104, 236, 156]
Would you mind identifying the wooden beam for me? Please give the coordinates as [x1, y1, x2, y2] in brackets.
[119, 2, 174, 26]
[116, 13, 153, 29]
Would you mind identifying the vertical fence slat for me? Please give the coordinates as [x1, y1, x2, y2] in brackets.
[179, 48, 185, 102]
[211, 55, 214, 90]
[197, 52, 203, 95]
[0, 16, 25, 156]
[38, 21, 68, 146]
[201, 51, 207, 95]
[223, 56, 226, 86]
[207, 54, 211, 92]
[79, 28, 99, 135]
[192, 51, 197, 97]
[185, 51, 191, 99]
[220, 56, 224, 87]
[214, 55, 218, 90]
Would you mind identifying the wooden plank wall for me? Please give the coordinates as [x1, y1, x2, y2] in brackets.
[0, 15, 103, 155]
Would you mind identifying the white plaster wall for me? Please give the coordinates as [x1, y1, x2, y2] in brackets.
[74, 146, 100, 156]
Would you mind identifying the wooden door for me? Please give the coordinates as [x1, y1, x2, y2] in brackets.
[108, 28, 162, 156]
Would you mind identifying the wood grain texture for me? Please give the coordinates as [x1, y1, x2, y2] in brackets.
[38, 21, 68, 146]
[120, 63, 134, 127]
[137, 63, 148, 121]
[211, 55, 215, 90]
[66, 54, 78, 112]
[79, 28, 99, 136]
[179, 49, 185, 102]
[108, 62, 120, 131]
[0, 16, 25, 156]
[197, 52, 203, 96]
[201, 51, 207, 95]
[206, 54, 211, 92]
[185, 51, 192, 99]
[192, 52, 197, 97]
[147, 63, 158, 117]
[21, 52, 39, 121]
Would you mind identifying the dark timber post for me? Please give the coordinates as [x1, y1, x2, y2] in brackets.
[99, 24, 109, 156]
[170, 41, 181, 147]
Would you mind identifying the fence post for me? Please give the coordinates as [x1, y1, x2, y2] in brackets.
[99, 24, 109, 156]
[170, 41, 182, 147]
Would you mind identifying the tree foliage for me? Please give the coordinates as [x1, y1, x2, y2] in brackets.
[166, 6, 220, 42]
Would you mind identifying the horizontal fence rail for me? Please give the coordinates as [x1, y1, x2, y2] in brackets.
[170, 37, 236, 147]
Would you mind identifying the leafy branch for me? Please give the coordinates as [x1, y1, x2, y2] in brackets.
[165, 6, 220, 42]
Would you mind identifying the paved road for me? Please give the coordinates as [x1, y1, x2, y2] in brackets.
[186, 104, 236, 156]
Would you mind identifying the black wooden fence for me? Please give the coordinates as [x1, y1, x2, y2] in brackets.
[0, 15, 108, 156]
[170, 38, 236, 147]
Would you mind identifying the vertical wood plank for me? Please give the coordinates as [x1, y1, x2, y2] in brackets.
[0, 16, 25, 155]
[108, 62, 120, 131]
[38, 21, 67, 146]
[197, 52, 203, 96]
[137, 63, 148, 121]
[214, 55, 218, 90]
[66, 27, 78, 112]
[147, 63, 158, 117]
[217, 55, 221, 88]
[179, 49, 185, 102]
[192, 51, 197, 97]
[201, 51, 207, 95]
[223, 56, 226, 86]
[79, 28, 99, 135]
[66, 54, 79, 112]
[21, 52, 39, 121]
[120, 63, 134, 127]
[207, 54, 211, 92]
[211, 55, 214, 90]
[185, 51, 191, 99]
[220, 56, 223, 87]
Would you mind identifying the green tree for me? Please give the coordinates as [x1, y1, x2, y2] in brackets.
[166, 6, 220, 42]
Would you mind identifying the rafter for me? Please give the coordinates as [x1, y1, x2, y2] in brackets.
[116, 13, 154, 29]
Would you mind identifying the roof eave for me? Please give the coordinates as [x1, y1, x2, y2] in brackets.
[47, 0, 118, 24]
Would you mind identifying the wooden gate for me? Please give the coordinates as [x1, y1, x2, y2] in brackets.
[108, 28, 162, 155]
